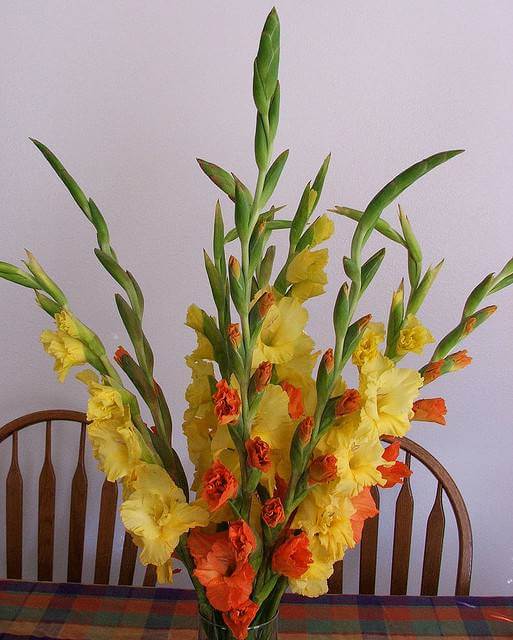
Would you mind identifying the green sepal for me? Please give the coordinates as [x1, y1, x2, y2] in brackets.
[360, 248, 386, 295]
[268, 81, 280, 141]
[228, 259, 245, 315]
[203, 249, 225, 315]
[385, 281, 404, 358]
[114, 293, 147, 367]
[398, 206, 422, 265]
[462, 272, 494, 318]
[432, 305, 496, 361]
[115, 348, 154, 402]
[257, 245, 276, 288]
[24, 251, 67, 306]
[343, 256, 360, 283]
[311, 153, 331, 212]
[88, 198, 114, 257]
[234, 179, 252, 243]
[261, 149, 289, 207]
[35, 291, 61, 317]
[255, 113, 270, 171]
[197, 158, 236, 201]
[333, 283, 350, 346]
[289, 182, 312, 250]
[341, 315, 371, 365]
[490, 272, 513, 294]
[126, 271, 145, 316]
[406, 260, 444, 315]
[249, 221, 268, 276]
[30, 138, 92, 220]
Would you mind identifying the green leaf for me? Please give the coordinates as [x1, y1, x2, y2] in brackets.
[35, 291, 61, 316]
[331, 206, 406, 246]
[197, 158, 236, 201]
[30, 138, 92, 220]
[0, 261, 40, 289]
[213, 201, 227, 280]
[289, 182, 312, 249]
[351, 149, 464, 260]
[89, 198, 113, 257]
[257, 245, 276, 288]
[234, 179, 252, 243]
[261, 149, 289, 207]
[203, 249, 224, 315]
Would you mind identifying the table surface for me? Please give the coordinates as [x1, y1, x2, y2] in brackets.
[0, 580, 512, 640]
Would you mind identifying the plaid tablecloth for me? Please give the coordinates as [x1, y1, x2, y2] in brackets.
[0, 580, 512, 639]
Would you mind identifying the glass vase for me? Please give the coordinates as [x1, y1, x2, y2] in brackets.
[198, 612, 278, 640]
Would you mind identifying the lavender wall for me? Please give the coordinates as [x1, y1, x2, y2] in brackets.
[1, 1, 512, 594]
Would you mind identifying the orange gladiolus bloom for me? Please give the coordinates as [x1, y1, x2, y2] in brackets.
[350, 487, 379, 544]
[272, 531, 313, 579]
[213, 379, 241, 425]
[223, 599, 259, 640]
[298, 416, 314, 445]
[377, 440, 412, 488]
[322, 348, 334, 373]
[188, 522, 256, 612]
[335, 388, 361, 416]
[412, 398, 447, 425]
[280, 381, 305, 419]
[245, 436, 271, 472]
[228, 323, 242, 348]
[201, 460, 239, 511]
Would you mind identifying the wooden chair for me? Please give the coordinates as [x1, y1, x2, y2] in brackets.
[328, 435, 473, 596]
[0, 409, 157, 586]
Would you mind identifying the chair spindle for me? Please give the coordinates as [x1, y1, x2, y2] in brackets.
[390, 451, 413, 595]
[38, 421, 56, 581]
[94, 478, 118, 584]
[359, 484, 380, 594]
[328, 559, 343, 593]
[6, 432, 23, 579]
[420, 481, 445, 595]
[67, 422, 88, 582]
[143, 564, 157, 586]
[119, 531, 138, 585]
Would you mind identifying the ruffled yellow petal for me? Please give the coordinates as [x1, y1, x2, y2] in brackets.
[396, 314, 435, 356]
[352, 322, 385, 368]
[286, 248, 328, 302]
[40, 329, 87, 382]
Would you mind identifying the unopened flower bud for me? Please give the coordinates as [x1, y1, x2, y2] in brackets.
[335, 388, 361, 416]
[261, 497, 285, 528]
[357, 314, 372, 331]
[412, 398, 447, 425]
[228, 322, 242, 348]
[258, 291, 275, 318]
[228, 255, 241, 279]
[298, 416, 314, 445]
[447, 349, 472, 372]
[253, 361, 273, 392]
[114, 346, 130, 364]
[322, 348, 334, 374]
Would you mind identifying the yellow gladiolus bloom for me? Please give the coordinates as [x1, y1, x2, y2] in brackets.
[185, 304, 204, 332]
[311, 214, 335, 246]
[253, 296, 314, 367]
[289, 537, 335, 597]
[40, 329, 87, 382]
[121, 463, 209, 567]
[76, 370, 125, 423]
[87, 416, 142, 482]
[55, 309, 80, 338]
[352, 322, 385, 368]
[286, 248, 328, 301]
[293, 482, 356, 560]
[360, 353, 422, 437]
[317, 413, 386, 496]
[396, 314, 435, 356]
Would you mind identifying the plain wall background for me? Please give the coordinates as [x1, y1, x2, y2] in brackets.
[1, 0, 512, 595]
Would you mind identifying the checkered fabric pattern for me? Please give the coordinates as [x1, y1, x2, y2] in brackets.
[0, 580, 512, 639]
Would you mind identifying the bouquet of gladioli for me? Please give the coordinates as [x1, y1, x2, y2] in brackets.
[1, 8, 512, 640]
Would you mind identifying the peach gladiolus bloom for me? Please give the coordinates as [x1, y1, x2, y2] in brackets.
[188, 521, 256, 612]
[223, 599, 259, 640]
[350, 486, 379, 544]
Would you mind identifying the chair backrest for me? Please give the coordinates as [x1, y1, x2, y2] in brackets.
[328, 435, 472, 596]
[0, 409, 156, 586]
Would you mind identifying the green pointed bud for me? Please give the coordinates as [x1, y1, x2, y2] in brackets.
[249, 291, 275, 336]
[234, 179, 252, 242]
[213, 201, 227, 279]
[24, 251, 67, 305]
[255, 113, 269, 170]
[385, 280, 404, 358]
[35, 291, 61, 317]
[333, 282, 350, 343]
[228, 256, 245, 314]
[407, 260, 444, 315]
[88, 198, 113, 257]
[462, 273, 494, 318]
[398, 205, 422, 265]
[316, 348, 334, 402]
[203, 249, 224, 315]
[310, 153, 331, 212]
[268, 81, 280, 142]
[257, 245, 276, 288]
[360, 248, 386, 295]
[0, 261, 40, 289]
[249, 221, 267, 275]
[289, 182, 312, 250]
[343, 256, 360, 282]
[197, 158, 236, 201]
[253, 7, 280, 115]
[114, 346, 154, 401]
[341, 314, 372, 363]
[261, 149, 288, 207]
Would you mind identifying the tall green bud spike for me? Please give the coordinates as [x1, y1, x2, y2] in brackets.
[253, 8, 280, 116]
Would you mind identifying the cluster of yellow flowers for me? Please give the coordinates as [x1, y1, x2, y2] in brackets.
[182, 216, 432, 597]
